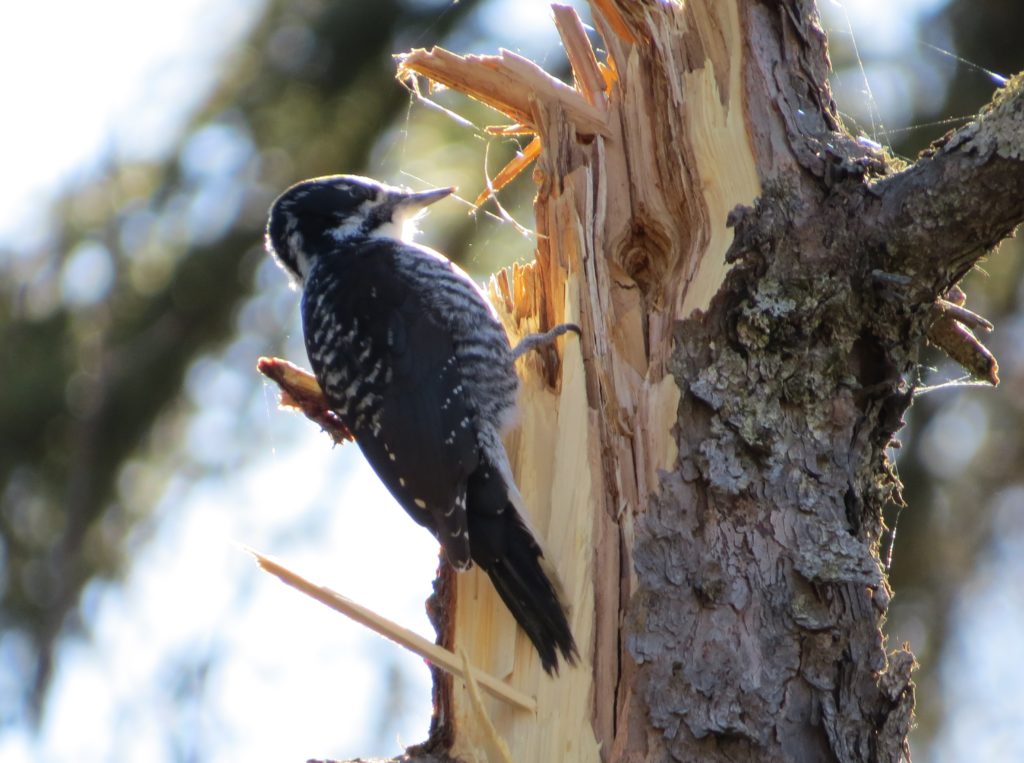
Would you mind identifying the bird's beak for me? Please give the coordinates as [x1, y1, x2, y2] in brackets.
[397, 186, 455, 212]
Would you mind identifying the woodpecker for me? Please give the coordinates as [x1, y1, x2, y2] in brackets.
[266, 174, 578, 673]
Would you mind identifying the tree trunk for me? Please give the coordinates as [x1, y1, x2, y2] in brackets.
[327, 1, 1024, 761]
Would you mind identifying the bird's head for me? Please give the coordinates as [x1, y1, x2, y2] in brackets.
[265, 174, 454, 285]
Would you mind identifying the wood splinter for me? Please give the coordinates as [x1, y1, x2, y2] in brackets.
[247, 548, 538, 714]
[927, 314, 1000, 386]
[257, 356, 354, 444]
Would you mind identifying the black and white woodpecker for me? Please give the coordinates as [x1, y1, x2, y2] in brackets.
[265, 174, 578, 673]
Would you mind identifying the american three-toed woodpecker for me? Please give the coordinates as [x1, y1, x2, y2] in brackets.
[265, 174, 577, 673]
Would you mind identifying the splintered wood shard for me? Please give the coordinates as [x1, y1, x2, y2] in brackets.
[927, 314, 1000, 385]
[552, 4, 607, 108]
[934, 297, 994, 332]
[248, 548, 538, 714]
[589, 0, 637, 44]
[397, 47, 609, 138]
[475, 136, 542, 207]
[257, 356, 354, 443]
[459, 648, 516, 763]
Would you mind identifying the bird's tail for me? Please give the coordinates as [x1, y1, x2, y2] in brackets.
[467, 474, 578, 674]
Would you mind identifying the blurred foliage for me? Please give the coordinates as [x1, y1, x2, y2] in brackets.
[0, 0, 495, 720]
[1, 0, 1023, 756]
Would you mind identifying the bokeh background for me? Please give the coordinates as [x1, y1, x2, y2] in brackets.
[1, 1, 1022, 760]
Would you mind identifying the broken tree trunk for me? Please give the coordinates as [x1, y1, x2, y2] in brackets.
[261, 1, 1024, 761]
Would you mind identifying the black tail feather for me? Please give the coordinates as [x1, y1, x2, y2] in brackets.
[470, 510, 578, 674]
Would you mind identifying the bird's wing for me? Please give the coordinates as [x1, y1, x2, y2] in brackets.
[301, 243, 478, 568]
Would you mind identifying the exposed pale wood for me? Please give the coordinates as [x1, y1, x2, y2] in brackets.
[452, 269, 601, 761]
[399, 3, 760, 759]
[672, 2, 762, 318]
[248, 549, 537, 714]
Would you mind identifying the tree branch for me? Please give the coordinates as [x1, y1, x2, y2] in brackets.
[871, 74, 1024, 297]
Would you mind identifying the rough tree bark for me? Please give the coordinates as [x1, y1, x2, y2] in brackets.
[271, 1, 1024, 761]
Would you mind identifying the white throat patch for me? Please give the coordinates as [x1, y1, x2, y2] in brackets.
[369, 211, 421, 243]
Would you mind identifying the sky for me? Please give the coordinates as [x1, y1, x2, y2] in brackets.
[0, 0, 263, 249]
[1, 0, 1023, 761]
[11, 443, 442, 761]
